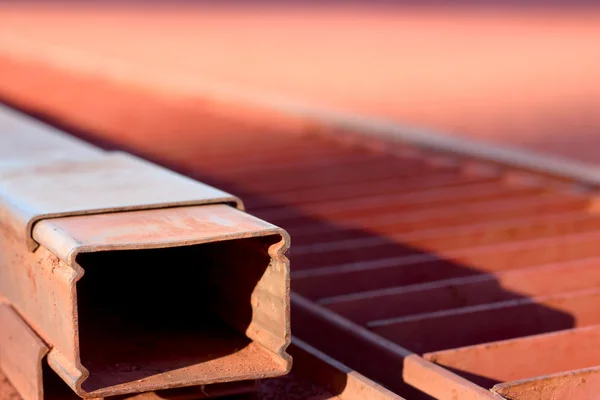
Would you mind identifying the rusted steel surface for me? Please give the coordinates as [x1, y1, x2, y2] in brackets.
[1, 338, 405, 400]
[291, 293, 498, 400]
[4, 59, 600, 399]
[369, 288, 600, 353]
[0, 109, 294, 399]
[0, 304, 48, 400]
[492, 367, 600, 400]
[0, 121, 242, 250]
[287, 338, 404, 400]
[292, 231, 600, 300]
[425, 325, 600, 387]
[1, 206, 292, 398]
[320, 258, 600, 323]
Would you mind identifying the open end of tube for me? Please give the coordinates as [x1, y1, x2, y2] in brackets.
[75, 236, 287, 394]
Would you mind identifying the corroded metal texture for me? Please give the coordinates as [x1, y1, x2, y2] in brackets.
[0, 152, 242, 251]
[0, 206, 291, 398]
[4, 54, 600, 399]
[0, 107, 291, 398]
[1, 338, 405, 400]
[0, 304, 48, 400]
[425, 325, 600, 387]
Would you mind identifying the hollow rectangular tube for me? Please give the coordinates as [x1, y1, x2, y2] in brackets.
[0, 304, 261, 400]
[320, 257, 600, 323]
[2, 336, 404, 400]
[0, 205, 291, 398]
[0, 107, 291, 398]
[0, 205, 290, 397]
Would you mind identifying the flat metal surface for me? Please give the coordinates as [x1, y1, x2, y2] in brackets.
[0, 152, 242, 250]
[0, 104, 104, 169]
[425, 324, 600, 387]
[493, 367, 600, 400]
[1, 338, 404, 400]
[33, 204, 285, 263]
[0, 118, 292, 399]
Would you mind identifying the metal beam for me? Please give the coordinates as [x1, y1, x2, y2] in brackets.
[0, 106, 291, 398]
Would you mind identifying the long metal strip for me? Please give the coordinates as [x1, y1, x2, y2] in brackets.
[424, 324, 600, 386]
[0, 103, 104, 169]
[493, 367, 600, 400]
[319, 257, 600, 323]
[0, 155, 243, 251]
[368, 288, 600, 353]
[291, 292, 499, 400]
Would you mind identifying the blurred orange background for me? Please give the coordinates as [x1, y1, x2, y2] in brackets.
[0, 2, 599, 162]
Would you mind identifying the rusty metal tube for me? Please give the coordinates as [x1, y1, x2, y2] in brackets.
[0, 106, 292, 399]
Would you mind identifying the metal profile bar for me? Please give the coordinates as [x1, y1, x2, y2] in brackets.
[256, 179, 542, 223]
[94, 381, 261, 400]
[2, 334, 409, 400]
[288, 192, 589, 243]
[492, 366, 600, 400]
[291, 293, 499, 400]
[4, 307, 261, 400]
[319, 257, 600, 323]
[289, 337, 405, 400]
[292, 211, 600, 259]
[0, 108, 292, 398]
[39, 367, 261, 400]
[1, 205, 292, 398]
[292, 230, 600, 299]
[368, 288, 600, 353]
[425, 324, 600, 388]
[0, 151, 243, 251]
